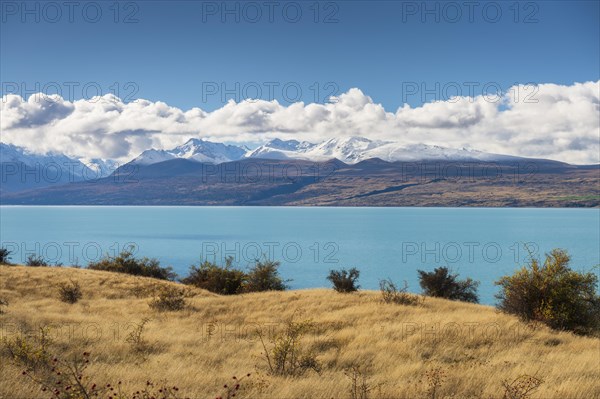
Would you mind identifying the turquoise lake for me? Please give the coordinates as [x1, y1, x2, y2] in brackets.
[1, 206, 598, 304]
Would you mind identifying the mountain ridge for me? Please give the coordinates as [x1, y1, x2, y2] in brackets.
[127, 136, 540, 166]
[1, 156, 597, 207]
[0, 137, 569, 171]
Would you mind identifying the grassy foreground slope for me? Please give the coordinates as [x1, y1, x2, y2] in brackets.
[0, 266, 599, 398]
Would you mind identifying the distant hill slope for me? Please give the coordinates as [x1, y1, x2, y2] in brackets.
[1, 157, 598, 207]
[0, 265, 598, 398]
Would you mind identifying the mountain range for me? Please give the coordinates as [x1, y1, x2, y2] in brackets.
[132, 136, 528, 165]
[1, 138, 598, 207]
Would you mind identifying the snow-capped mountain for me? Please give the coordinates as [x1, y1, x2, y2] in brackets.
[3, 137, 529, 177]
[132, 138, 248, 165]
[245, 137, 526, 164]
[354, 141, 525, 163]
[300, 137, 389, 163]
[131, 149, 176, 165]
[0, 143, 92, 178]
[80, 158, 121, 177]
[0, 142, 116, 193]
[245, 138, 316, 160]
[0, 143, 118, 179]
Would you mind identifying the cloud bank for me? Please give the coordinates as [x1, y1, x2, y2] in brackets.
[1, 81, 598, 164]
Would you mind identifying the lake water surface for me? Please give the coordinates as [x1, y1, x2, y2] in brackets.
[1, 206, 598, 304]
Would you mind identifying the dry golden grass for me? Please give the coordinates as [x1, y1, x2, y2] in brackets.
[0, 266, 599, 399]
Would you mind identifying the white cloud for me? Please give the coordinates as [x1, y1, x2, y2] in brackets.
[1, 81, 598, 164]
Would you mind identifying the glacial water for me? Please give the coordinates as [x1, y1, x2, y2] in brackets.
[1, 206, 598, 304]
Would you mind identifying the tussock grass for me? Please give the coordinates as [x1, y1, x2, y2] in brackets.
[0, 266, 599, 398]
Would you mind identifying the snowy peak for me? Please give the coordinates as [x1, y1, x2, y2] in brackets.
[132, 138, 247, 165]
[245, 139, 316, 160]
[374, 143, 523, 163]
[244, 137, 526, 164]
[244, 136, 390, 163]
[265, 138, 316, 151]
[132, 149, 176, 165]
[80, 158, 121, 177]
[309, 136, 391, 163]
[173, 138, 247, 163]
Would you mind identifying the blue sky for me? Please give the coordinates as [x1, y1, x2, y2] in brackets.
[1, 0, 599, 111]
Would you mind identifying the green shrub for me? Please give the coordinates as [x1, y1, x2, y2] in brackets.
[182, 257, 245, 295]
[495, 249, 600, 334]
[183, 257, 289, 295]
[148, 286, 186, 311]
[26, 255, 49, 267]
[0, 248, 12, 265]
[417, 267, 479, 303]
[327, 268, 360, 293]
[88, 250, 176, 281]
[379, 279, 423, 306]
[58, 280, 82, 304]
[244, 260, 288, 292]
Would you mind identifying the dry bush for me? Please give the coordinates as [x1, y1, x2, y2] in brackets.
[20, 351, 189, 399]
[2, 326, 53, 371]
[379, 279, 423, 306]
[0, 297, 8, 314]
[345, 365, 379, 399]
[58, 279, 83, 304]
[26, 255, 49, 267]
[257, 316, 322, 377]
[148, 286, 186, 311]
[125, 317, 151, 353]
[327, 267, 360, 293]
[422, 367, 446, 399]
[5, 332, 190, 398]
[502, 375, 544, 399]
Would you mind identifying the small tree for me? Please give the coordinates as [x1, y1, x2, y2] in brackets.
[244, 259, 288, 292]
[327, 268, 360, 293]
[417, 267, 479, 303]
[0, 248, 12, 264]
[496, 249, 600, 334]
